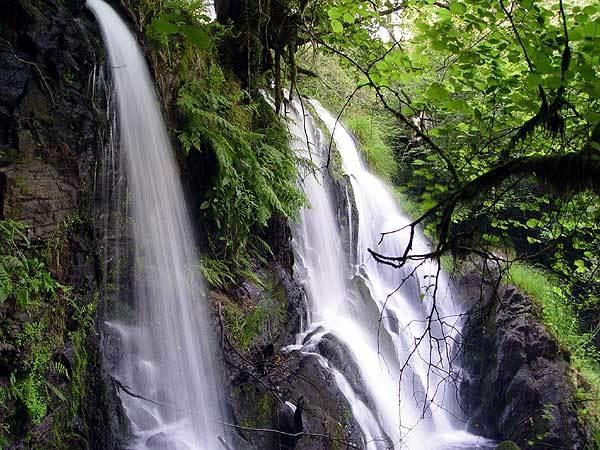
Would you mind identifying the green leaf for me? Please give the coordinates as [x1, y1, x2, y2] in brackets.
[0, 288, 8, 303]
[427, 83, 450, 100]
[180, 25, 210, 49]
[574, 259, 586, 273]
[449, 2, 467, 15]
[526, 218, 539, 228]
[331, 19, 344, 34]
[150, 17, 179, 35]
[16, 288, 28, 308]
[520, 0, 534, 9]
[342, 12, 354, 23]
[48, 383, 67, 402]
[328, 7, 343, 19]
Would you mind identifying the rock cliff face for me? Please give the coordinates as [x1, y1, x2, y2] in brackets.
[0, 0, 128, 447]
[458, 273, 591, 449]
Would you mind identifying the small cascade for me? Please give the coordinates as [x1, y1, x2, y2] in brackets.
[88, 1, 225, 448]
[287, 99, 491, 449]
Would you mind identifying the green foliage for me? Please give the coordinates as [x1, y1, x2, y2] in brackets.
[178, 64, 305, 268]
[147, 10, 211, 49]
[298, 53, 399, 181]
[199, 257, 236, 289]
[0, 221, 59, 426]
[0, 220, 95, 445]
[137, 1, 305, 281]
[346, 113, 397, 182]
[309, 0, 599, 214]
[507, 263, 600, 381]
[221, 276, 287, 351]
[302, 1, 600, 326]
[0, 221, 58, 307]
[67, 296, 96, 417]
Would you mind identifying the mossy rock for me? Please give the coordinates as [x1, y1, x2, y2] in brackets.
[496, 441, 521, 450]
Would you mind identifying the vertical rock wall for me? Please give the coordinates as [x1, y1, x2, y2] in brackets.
[0, 0, 128, 447]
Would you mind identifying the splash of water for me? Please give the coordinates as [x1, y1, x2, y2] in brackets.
[88, 1, 225, 448]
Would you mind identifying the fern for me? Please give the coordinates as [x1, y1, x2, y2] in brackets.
[199, 257, 236, 289]
[178, 65, 305, 276]
[0, 220, 94, 438]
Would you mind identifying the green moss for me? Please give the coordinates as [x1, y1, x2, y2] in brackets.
[233, 385, 276, 429]
[495, 441, 521, 450]
[221, 273, 287, 351]
[0, 147, 20, 164]
[255, 393, 276, 426]
[0, 220, 96, 445]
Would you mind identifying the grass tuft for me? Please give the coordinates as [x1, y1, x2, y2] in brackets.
[346, 114, 397, 183]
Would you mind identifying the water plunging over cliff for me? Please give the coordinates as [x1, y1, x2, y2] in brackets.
[88, 1, 224, 448]
[288, 99, 490, 449]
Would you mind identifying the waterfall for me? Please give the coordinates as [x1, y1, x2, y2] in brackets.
[288, 99, 491, 449]
[88, 1, 225, 448]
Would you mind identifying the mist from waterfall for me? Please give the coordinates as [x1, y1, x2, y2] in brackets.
[88, 1, 225, 448]
[287, 99, 491, 449]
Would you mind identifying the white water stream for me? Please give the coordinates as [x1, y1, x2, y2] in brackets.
[288, 99, 491, 449]
[88, 1, 224, 448]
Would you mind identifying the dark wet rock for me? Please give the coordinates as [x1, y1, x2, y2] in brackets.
[0, 160, 78, 239]
[316, 333, 375, 413]
[278, 398, 304, 450]
[228, 349, 369, 450]
[263, 213, 296, 273]
[458, 273, 591, 449]
[145, 432, 187, 450]
[274, 264, 307, 348]
[101, 323, 124, 373]
[0, 0, 129, 447]
[222, 267, 366, 450]
[302, 325, 325, 345]
[330, 173, 359, 267]
[277, 351, 367, 449]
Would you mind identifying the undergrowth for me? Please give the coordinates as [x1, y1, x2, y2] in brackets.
[220, 275, 287, 351]
[346, 113, 398, 183]
[298, 53, 398, 184]
[0, 220, 95, 447]
[178, 66, 305, 265]
[507, 263, 600, 374]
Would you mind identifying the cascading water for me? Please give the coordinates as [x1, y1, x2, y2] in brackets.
[88, 1, 225, 448]
[287, 99, 491, 449]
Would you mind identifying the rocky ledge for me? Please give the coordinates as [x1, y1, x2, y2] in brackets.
[458, 273, 591, 449]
